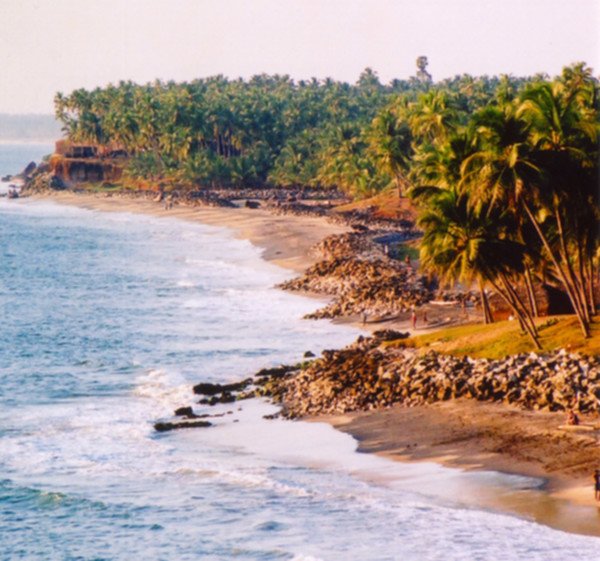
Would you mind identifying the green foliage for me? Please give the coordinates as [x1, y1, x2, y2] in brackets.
[407, 63, 599, 342]
[54, 62, 599, 344]
[54, 70, 535, 196]
[125, 151, 164, 180]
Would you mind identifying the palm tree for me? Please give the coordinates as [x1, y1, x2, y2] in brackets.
[518, 76, 599, 321]
[414, 186, 541, 347]
[408, 90, 460, 145]
[463, 84, 598, 338]
[368, 101, 413, 197]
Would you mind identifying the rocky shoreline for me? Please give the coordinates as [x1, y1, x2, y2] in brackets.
[24, 182, 600, 534]
[181, 330, 600, 419]
[264, 334, 600, 417]
[164, 329, 600, 500]
[277, 231, 434, 319]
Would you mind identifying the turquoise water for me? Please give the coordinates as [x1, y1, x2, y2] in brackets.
[1, 145, 600, 560]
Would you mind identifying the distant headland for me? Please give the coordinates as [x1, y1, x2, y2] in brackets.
[0, 113, 62, 142]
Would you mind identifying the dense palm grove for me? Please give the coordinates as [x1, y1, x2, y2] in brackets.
[55, 63, 599, 344]
[409, 64, 599, 346]
[54, 66, 530, 195]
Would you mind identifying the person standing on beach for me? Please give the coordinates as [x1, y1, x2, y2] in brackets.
[594, 469, 600, 501]
[411, 308, 417, 330]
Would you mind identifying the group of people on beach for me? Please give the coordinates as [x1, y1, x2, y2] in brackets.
[411, 308, 427, 330]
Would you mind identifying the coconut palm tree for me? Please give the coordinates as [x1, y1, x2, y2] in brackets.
[463, 83, 599, 338]
[414, 186, 541, 346]
[368, 100, 413, 196]
[408, 90, 460, 145]
[518, 76, 599, 321]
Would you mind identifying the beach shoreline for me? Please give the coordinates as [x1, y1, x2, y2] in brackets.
[28, 190, 600, 537]
[320, 402, 600, 536]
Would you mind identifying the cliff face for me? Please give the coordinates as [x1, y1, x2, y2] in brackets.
[21, 141, 127, 193]
[49, 140, 126, 185]
[49, 154, 123, 184]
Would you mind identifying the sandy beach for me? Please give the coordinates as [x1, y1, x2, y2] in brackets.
[37, 191, 347, 273]
[31, 190, 600, 537]
[325, 401, 600, 536]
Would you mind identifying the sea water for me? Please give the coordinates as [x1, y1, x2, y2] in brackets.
[1, 145, 599, 560]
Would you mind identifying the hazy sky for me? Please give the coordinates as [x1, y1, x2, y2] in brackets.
[0, 0, 598, 114]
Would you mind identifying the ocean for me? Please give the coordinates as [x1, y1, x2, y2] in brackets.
[1, 144, 599, 560]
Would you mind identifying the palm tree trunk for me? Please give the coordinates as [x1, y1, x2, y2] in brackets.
[501, 273, 539, 338]
[524, 265, 539, 318]
[587, 257, 596, 316]
[523, 201, 590, 337]
[555, 208, 590, 324]
[577, 240, 595, 318]
[488, 275, 542, 350]
[479, 281, 493, 324]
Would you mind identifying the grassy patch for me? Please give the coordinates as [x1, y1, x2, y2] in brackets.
[385, 316, 600, 359]
[73, 181, 146, 193]
[73, 181, 125, 193]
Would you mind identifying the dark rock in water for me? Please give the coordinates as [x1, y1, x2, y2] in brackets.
[254, 365, 297, 379]
[154, 420, 212, 432]
[198, 392, 237, 406]
[174, 406, 198, 418]
[193, 379, 252, 395]
[304, 351, 315, 358]
[217, 391, 236, 404]
[22, 161, 37, 176]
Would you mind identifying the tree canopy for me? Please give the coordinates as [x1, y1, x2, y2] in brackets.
[55, 69, 534, 196]
[55, 63, 599, 342]
[408, 63, 599, 343]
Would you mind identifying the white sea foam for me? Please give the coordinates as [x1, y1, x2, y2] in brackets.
[133, 368, 194, 413]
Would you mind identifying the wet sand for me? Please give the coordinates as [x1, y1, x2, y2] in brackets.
[31, 190, 600, 537]
[323, 401, 600, 536]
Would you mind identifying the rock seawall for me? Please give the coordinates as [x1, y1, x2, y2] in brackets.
[256, 332, 600, 418]
[278, 231, 433, 319]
